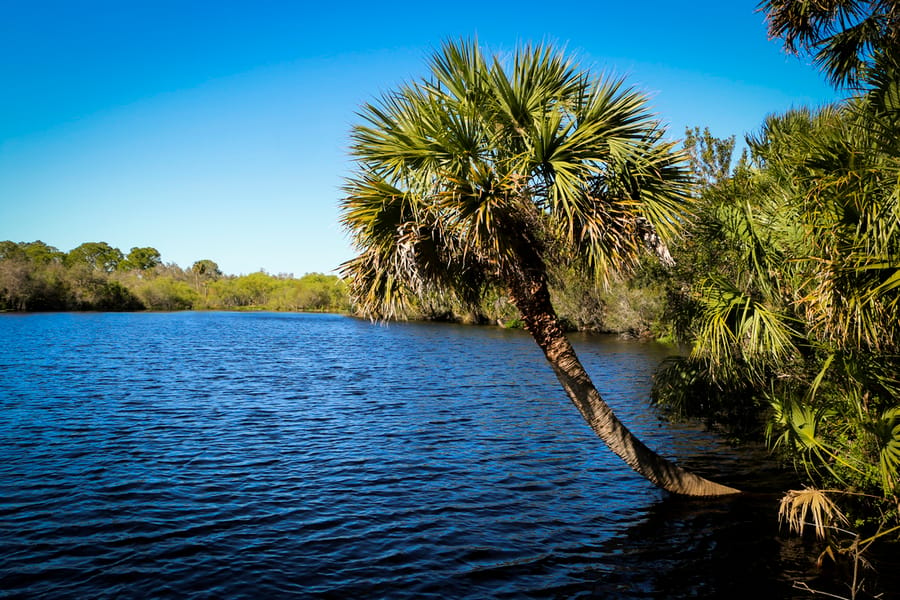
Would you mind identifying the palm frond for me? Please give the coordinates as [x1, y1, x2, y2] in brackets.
[873, 406, 900, 494]
[778, 487, 850, 540]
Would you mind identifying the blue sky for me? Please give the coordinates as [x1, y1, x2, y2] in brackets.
[1, 1, 841, 276]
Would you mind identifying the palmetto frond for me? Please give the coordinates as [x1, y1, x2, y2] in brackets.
[778, 487, 850, 540]
[740, 104, 900, 352]
[871, 406, 900, 493]
[690, 272, 800, 381]
[761, 0, 900, 88]
[779, 102, 900, 351]
[765, 393, 868, 484]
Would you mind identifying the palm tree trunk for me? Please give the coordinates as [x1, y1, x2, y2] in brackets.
[508, 274, 739, 496]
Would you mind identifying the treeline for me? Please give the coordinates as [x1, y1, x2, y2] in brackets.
[0, 240, 349, 313]
[0, 239, 665, 335]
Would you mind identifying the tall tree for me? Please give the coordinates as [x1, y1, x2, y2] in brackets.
[340, 40, 738, 496]
[120, 246, 162, 272]
[65, 242, 123, 273]
[683, 126, 738, 188]
[191, 259, 222, 280]
[190, 259, 222, 300]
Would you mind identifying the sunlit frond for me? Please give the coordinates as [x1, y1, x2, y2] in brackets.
[689, 274, 799, 380]
[778, 487, 849, 540]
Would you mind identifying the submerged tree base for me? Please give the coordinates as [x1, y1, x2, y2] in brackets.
[510, 275, 740, 497]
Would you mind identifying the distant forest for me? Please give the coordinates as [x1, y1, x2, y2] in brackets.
[0, 240, 349, 313]
[0, 239, 669, 337]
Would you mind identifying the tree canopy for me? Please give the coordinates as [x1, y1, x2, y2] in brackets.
[0, 240, 348, 314]
[341, 40, 692, 318]
[120, 247, 162, 272]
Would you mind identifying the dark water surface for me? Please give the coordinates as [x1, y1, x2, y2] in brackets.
[0, 312, 822, 598]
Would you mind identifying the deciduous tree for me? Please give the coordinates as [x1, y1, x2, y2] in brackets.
[65, 242, 123, 273]
[120, 246, 162, 272]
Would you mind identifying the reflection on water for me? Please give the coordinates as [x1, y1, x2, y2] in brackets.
[0, 312, 851, 598]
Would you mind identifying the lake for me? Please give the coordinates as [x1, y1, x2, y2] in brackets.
[0, 311, 820, 598]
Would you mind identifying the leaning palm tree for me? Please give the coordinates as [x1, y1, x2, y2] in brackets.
[340, 40, 739, 496]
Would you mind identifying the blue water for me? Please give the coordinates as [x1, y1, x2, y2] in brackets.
[1, 312, 812, 598]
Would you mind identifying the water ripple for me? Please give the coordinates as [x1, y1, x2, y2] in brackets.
[0, 312, 816, 598]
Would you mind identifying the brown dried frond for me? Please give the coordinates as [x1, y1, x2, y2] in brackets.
[778, 487, 850, 540]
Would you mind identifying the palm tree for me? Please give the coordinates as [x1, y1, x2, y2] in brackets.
[339, 40, 738, 496]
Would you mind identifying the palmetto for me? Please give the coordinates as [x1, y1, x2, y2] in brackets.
[340, 40, 738, 496]
[663, 98, 900, 498]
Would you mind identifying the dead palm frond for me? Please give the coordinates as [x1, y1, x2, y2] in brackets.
[778, 487, 851, 540]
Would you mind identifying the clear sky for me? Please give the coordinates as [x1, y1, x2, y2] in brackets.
[0, 1, 841, 276]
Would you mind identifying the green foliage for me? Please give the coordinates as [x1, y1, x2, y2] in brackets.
[873, 406, 900, 494]
[191, 259, 222, 280]
[0, 242, 70, 310]
[0, 240, 350, 314]
[20, 241, 65, 264]
[132, 277, 198, 311]
[340, 39, 693, 320]
[268, 273, 350, 312]
[761, 0, 900, 88]
[203, 271, 348, 312]
[683, 126, 737, 187]
[65, 242, 123, 273]
[656, 4, 900, 534]
[212, 271, 278, 307]
[655, 99, 900, 505]
[67, 265, 143, 310]
[120, 247, 162, 272]
[0, 256, 35, 311]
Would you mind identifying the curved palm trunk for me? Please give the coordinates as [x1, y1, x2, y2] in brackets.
[509, 275, 739, 497]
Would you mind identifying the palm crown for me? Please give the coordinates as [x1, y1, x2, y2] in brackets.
[341, 40, 692, 317]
